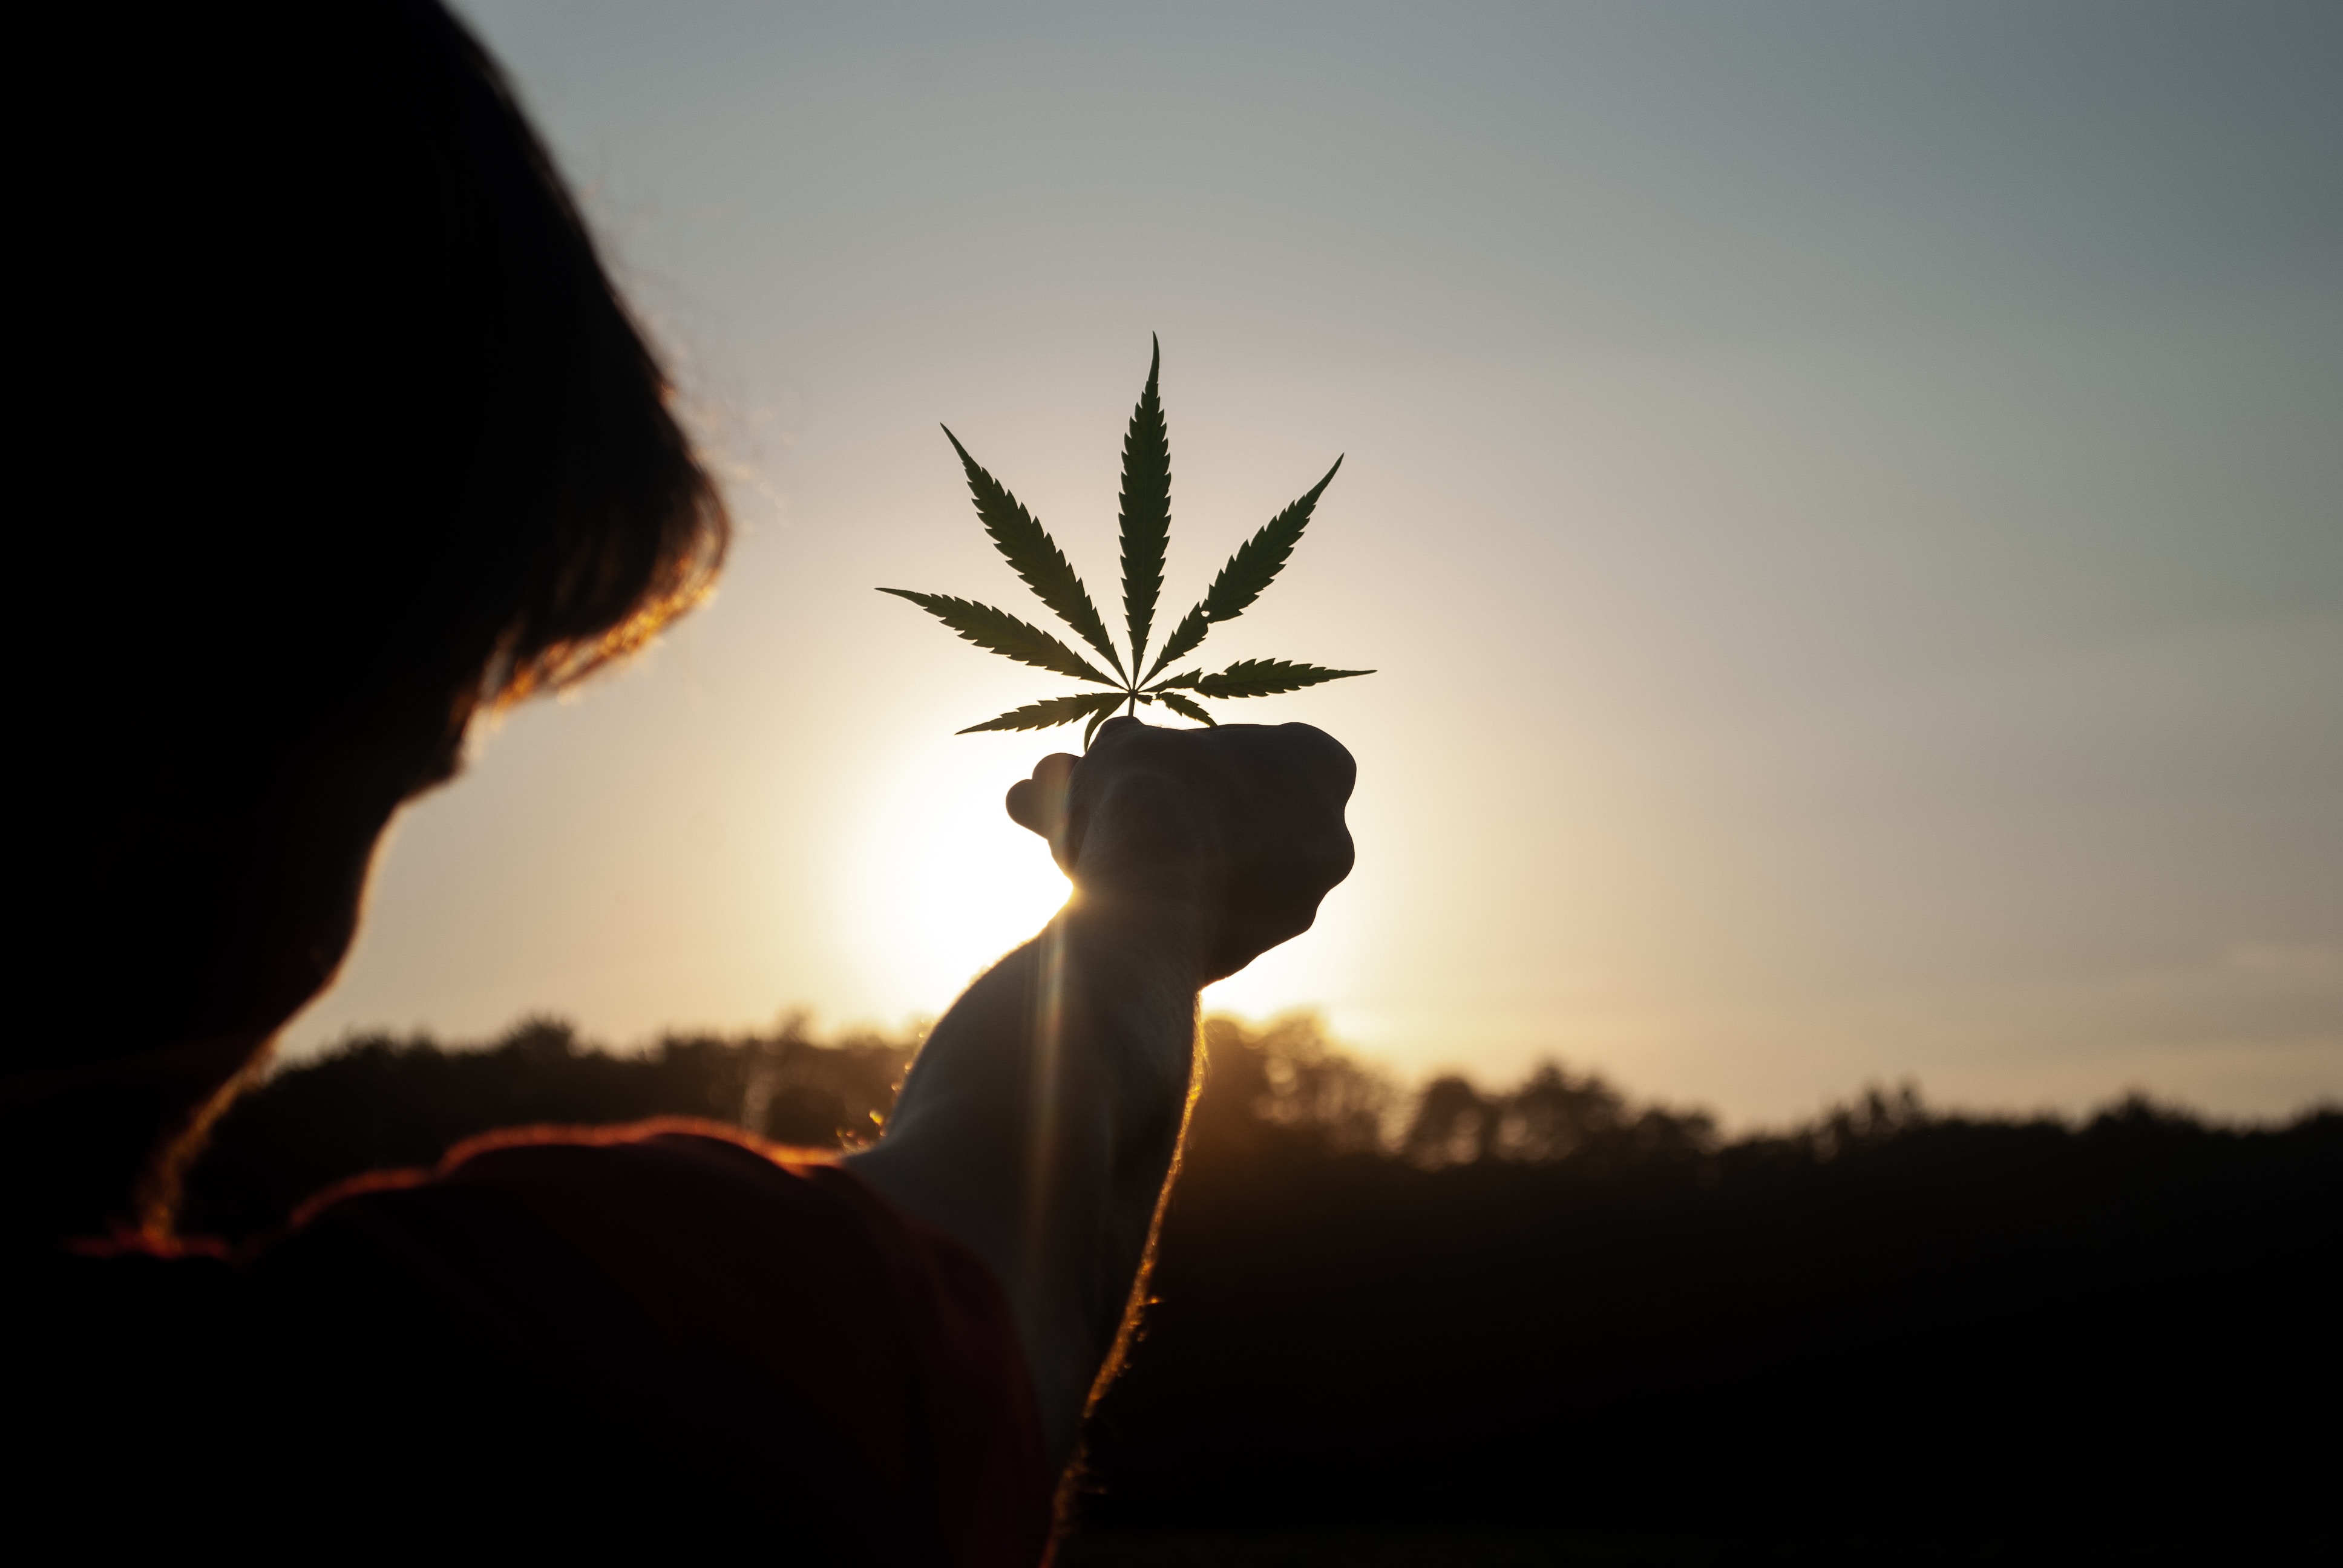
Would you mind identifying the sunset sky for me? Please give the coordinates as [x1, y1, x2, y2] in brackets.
[286, 1, 2342, 1125]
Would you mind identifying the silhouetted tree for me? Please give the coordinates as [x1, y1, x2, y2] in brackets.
[1189, 1013, 1397, 1162]
[179, 1015, 914, 1241]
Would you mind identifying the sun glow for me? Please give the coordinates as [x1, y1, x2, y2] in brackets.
[845, 733, 1075, 1017]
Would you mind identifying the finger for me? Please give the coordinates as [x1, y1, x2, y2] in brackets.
[1090, 714, 1145, 745]
[1005, 753, 1079, 838]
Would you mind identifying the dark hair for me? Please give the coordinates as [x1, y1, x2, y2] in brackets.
[120, 0, 727, 720]
[19, 1, 728, 1070]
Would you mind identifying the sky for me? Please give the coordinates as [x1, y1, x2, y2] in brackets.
[285, 0, 2343, 1126]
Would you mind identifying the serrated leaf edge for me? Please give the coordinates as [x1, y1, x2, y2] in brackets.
[878, 589, 1121, 686]
[1139, 456, 1342, 684]
[943, 426, 1128, 681]
[1119, 334, 1170, 678]
[1153, 688, 1217, 727]
[957, 690, 1126, 734]
[1188, 658, 1374, 699]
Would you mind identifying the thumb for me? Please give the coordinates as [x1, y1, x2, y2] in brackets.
[1005, 753, 1079, 841]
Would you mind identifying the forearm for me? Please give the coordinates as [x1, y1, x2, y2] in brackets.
[846, 720, 1355, 1468]
[844, 897, 1201, 1466]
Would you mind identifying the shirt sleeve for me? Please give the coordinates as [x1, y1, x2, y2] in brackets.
[255, 1119, 1054, 1564]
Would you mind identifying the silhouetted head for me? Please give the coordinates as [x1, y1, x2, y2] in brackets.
[18, 1, 726, 1080]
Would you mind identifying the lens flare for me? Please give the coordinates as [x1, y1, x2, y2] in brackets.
[847, 734, 1073, 1017]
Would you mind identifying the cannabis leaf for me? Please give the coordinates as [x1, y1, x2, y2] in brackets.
[873, 590, 1118, 687]
[1161, 659, 1372, 698]
[882, 338, 1374, 741]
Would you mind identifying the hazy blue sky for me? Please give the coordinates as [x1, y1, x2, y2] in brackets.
[289, 1, 2342, 1124]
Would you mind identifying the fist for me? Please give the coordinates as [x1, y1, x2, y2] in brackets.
[1006, 717, 1357, 984]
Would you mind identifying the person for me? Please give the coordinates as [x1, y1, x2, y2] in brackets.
[7, 4, 1355, 1559]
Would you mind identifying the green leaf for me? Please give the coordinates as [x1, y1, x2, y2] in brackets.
[943, 427, 1127, 679]
[1190, 658, 1373, 698]
[1153, 688, 1217, 727]
[1083, 702, 1122, 748]
[878, 590, 1121, 685]
[958, 691, 1126, 734]
[1202, 457, 1344, 622]
[1138, 603, 1212, 686]
[1139, 455, 1341, 684]
[896, 349, 1375, 739]
[1119, 336, 1171, 676]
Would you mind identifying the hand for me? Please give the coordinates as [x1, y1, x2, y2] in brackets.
[1006, 716, 1356, 984]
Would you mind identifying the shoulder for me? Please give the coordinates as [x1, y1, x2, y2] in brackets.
[274, 1119, 1017, 1407]
[37, 1122, 1052, 1559]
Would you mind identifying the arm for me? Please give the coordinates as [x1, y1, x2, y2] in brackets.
[845, 717, 1356, 1469]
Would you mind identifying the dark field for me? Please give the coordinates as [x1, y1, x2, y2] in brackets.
[1053, 1532, 2336, 1566]
[185, 1015, 2341, 1555]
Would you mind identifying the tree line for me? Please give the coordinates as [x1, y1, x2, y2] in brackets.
[182, 1014, 2341, 1547]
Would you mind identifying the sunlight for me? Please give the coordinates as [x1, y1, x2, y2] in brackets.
[845, 733, 1074, 1016]
[841, 724, 1376, 1029]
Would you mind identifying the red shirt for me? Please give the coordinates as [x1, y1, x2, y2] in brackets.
[25, 1121, 1054, 1561]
